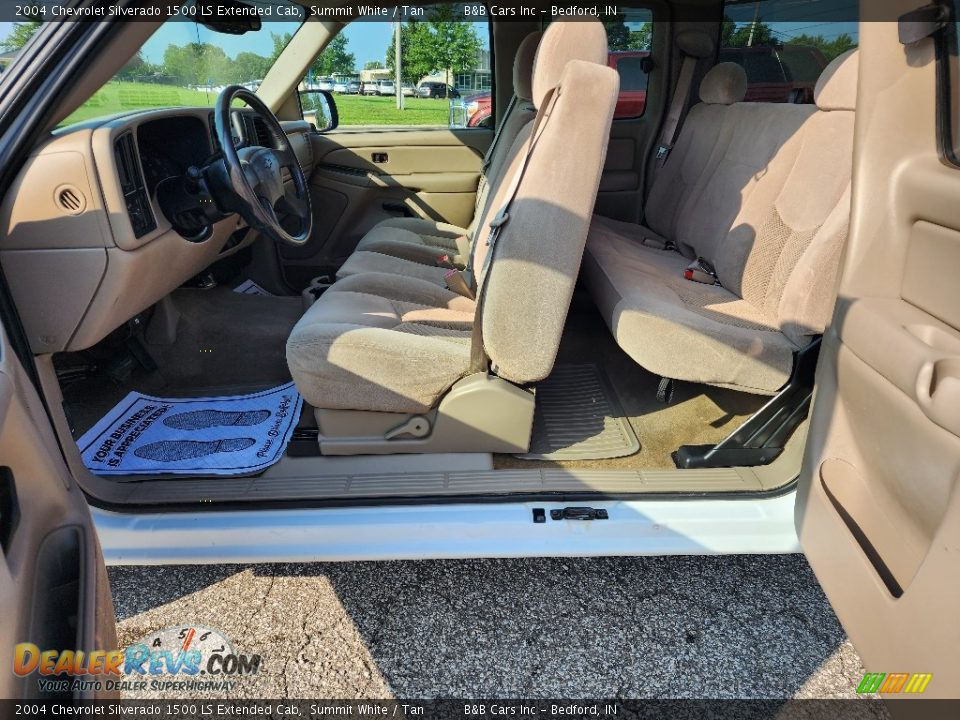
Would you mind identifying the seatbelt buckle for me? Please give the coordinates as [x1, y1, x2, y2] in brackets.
[436, 254, 456, 269]
[444, 268, 476, 300]
[656, 143, 673, 161]
[684, 257, 719, 285]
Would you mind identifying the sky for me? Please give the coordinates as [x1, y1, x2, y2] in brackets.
[0, 13, 855, 69]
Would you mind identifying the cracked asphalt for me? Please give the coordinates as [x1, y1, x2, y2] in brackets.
[108, 555, 867, 700]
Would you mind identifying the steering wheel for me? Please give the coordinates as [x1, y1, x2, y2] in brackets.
[213, 86, 312, 247]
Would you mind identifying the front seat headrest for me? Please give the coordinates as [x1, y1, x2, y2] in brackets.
[815, 49, 859, 111]
[531, 20, 608, 108]
[699, 62, 748, 105]
[514, 31, 543, 103]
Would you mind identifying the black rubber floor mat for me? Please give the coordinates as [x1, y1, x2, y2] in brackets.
[516, 364, 640, 461]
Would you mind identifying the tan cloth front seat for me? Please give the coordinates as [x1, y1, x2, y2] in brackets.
[334, 31, 544, 286]
[286, 20, 619, 413]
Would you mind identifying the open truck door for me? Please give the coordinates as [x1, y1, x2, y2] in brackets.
[0, 313, 117, 699]
[796, 5, 960, 699]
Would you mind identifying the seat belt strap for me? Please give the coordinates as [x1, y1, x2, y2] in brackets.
[475, 94, 518, 209]
[655, 53, 698, 168]
[469, 86, 560, 374]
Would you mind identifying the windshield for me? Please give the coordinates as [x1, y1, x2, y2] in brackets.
[55, 3, 302, 126]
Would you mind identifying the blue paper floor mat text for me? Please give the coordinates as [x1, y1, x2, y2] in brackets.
[77, 383, 303, 476]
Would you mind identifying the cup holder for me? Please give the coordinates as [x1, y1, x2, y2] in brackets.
[301, 275, 333, 310]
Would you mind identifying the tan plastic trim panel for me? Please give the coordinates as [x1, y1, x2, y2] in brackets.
[0, 324, 116, 700]
[0, 109, 314, 354]
[795, 10, 960, 696]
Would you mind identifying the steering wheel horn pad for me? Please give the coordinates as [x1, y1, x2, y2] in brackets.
[213, 86, 313, 247]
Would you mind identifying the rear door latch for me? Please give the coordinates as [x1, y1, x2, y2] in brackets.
[550, 507, 609, 521]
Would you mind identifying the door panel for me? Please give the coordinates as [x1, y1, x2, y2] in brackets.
[279, 128, 490, 286]
[796, 15, 960, 696]
[0, 320, 116, 699]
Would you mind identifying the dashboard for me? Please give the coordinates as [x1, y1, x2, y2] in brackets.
[0, 107, 315, 355]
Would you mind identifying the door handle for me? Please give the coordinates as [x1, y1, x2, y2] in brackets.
[371, 152, 388, 163]
[915, 358, 960, 437]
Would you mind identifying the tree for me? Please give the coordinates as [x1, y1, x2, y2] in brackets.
[789, 32, 857, 61]
[391, 5, 481, 87]
[422, 5, 483, 86]
[364, 60, 385, 70]
[310, 33, 355, 77]
[162, 43, 231, 86]
[233, 51, 271, 83]
[115, 52, 162, 82]
[1, 20, 41, 52]
[603, 14, 633, 51]
[270, 32, 293, 62]
[387, 21, 432, 84]
[721, 15, 775, 47]
[630, 24, 653, 51]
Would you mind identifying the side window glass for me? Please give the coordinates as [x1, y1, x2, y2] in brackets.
[721, 0, 859, 103]
[603, 8, 654, 118]
[945, 4, 960, 164]
[303, 4, 491, 129]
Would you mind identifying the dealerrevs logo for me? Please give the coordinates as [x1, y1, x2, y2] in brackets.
[13, 625, 262, 694]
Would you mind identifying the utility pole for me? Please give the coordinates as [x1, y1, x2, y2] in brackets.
[395, 20, 404, 110]
[746, 0, 760, 47]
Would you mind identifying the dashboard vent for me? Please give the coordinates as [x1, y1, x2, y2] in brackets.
[247, 114, 272, 147]
[55, 185, 86, 215]
[114, 132, 155, 238]
[208, 112, 219, 152]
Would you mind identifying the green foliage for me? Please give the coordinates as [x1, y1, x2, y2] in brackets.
[310, 33, 356, 77]
[422, 6, 483, 85]
[721, 16, 776, 48]
[364, 60, 385, 70]
[232, 51, 271, 83]
[1, 20, 41, 52]
[162, 42, 232, 86]
[603, 14, 632, 50]
[602, 13, 651, 51]
[788, 32, 857, 61]
[389, 6, 482, 86]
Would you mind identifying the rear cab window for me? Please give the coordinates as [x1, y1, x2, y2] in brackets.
[604, 8, 655, 118]
[545, 6, 654, 119]
[721, 0, 859, 103]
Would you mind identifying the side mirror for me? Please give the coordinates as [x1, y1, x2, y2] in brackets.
[299, 89, 339, 132]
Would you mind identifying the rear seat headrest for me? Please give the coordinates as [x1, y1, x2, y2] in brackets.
[814, 49, 858, 111]
[514, 31, 543, 103]
[676, 30, 715, 59]
[699, 62, 747, 105]
[532, 20, 608, 108]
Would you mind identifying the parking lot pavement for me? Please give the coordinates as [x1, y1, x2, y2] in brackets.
[109, 555, 866, 699]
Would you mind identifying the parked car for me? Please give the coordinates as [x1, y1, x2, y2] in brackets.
[376, 79, 396, 96]
[332, 80, 349, 93]
[464, 91, 493, 128]
[316, 76, 334, 92]
[346, 80, 362, 94]
[418, 81, 460, 99]
[401, 83, 417, 97]
[361, 81, 378, 96]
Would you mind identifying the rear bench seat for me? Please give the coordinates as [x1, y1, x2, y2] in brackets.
[584, 49, 858, 395]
